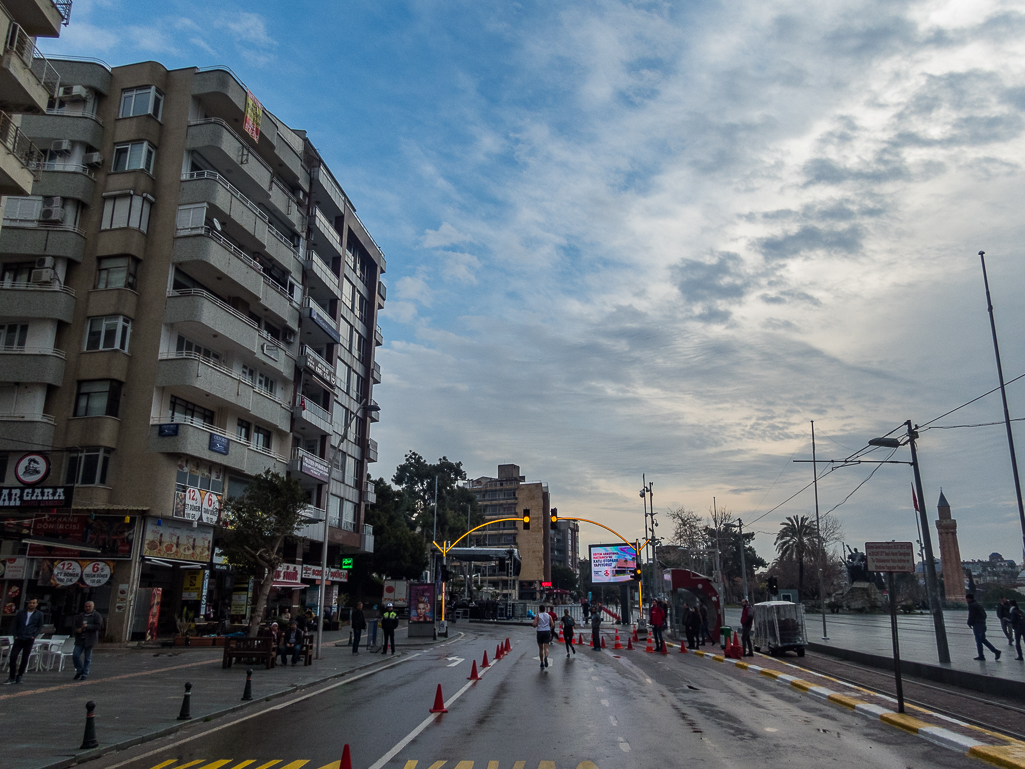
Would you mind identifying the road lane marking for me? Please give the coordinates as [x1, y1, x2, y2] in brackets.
[454, 763, 474, 769]
[196, 762, 233, 769]
[512, 763, 525, 769]
[600, 699, 609, 706]
[609, 716, 618, 726]
[402, 763, 417, 769]
[426, 763, 446, 769]
[446, 658, 465, 667]
[0, 657, 222, 700]
[230, 762, 256, 769]
[487, 763, 499, 769]
[252, 762, 283, 769]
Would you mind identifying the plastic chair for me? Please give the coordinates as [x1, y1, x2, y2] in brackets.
[0, 636, 11, 668]
[45, 637, 74, 672]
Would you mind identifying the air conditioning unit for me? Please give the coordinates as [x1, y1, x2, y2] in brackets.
[35, 257, 54, 269]
[39, 205, 65, 223]
[50, 139, 72, 153]
[30, 268, 55, 283]
[83, 152, 102, 167]
[284, 329, 296, 344]
[58, 85, 88, 100]
[42, 196, 62, 208]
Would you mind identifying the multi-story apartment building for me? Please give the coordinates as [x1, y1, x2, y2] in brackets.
[469, 463, 550, 601]
[550, 518, 579, 573]
[0, 58, 386, 642]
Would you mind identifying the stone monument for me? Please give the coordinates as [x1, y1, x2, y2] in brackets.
[934, 490, 966, 605]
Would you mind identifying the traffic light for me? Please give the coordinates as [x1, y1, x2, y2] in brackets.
[768, 576, 778, 595]
[550, 507, 558, 525]
[522, 509, 530, 530]
[633, 566, 642, 580]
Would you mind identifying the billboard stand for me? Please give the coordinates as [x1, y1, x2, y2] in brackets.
[866, 541, 915, 714]
[407, 582, 437, 638]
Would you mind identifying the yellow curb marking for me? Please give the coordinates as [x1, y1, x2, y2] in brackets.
[879, 713, 930, 734]
[969, 743, 1025, 769]
[759, 668, 780, 679]
[712, 655, 725, 662]
[734, 661, 749, 670]
[827, 693, 862, 709]
[789, 679, 814, 692]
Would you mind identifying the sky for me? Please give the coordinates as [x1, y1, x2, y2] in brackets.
[48, 0, 1025, 568]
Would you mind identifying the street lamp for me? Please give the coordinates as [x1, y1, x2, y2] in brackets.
[315, 400, 381, 659]
[869, 421, 950, 664]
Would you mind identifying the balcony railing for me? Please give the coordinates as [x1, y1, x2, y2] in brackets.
[4, 23, 60, 96]
[188, 117, 274, 175]
[341, 519, 357, 533]
[313, 208, 344, 254]
[300, 344, 332, 372]
[0, 346, 65, 357]
[304, 294, 332, 320]
[166, 288, 296, 358]
[158, 351, 289, 408]
[150, 415, 288, 463]
[1, 218, 85, 235]
[45, 106, 100, 123]
[175, 224, 264, 273]
[55, 1, 73, 24]
[267, 222, 301, 258]
[181, 170, 269, 222]
[295, 393, 331, 424]
[0, 110, 41, 179]
[0, 281, 75, 296]
[0, 411, 55, 423]
[38, 160, 95, 178]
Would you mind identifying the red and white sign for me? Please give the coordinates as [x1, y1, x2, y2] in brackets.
[81, 560, 112, 587]
[0, 556, 26, 580]
[15, 453, 50, 485]
[865, 541, 915, 573]
[272, 563, 303, 588]
[52, 560, 82, 586]
[301, 564, 349, 583]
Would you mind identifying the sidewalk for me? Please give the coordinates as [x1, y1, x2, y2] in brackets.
[1, 628, 439, 769]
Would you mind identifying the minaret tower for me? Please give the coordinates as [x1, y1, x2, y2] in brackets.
[935, 491, 966, 605]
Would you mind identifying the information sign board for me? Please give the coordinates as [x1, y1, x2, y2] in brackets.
[865, 541, 915, 573]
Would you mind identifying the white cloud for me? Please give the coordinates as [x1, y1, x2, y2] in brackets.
[441, 251, 480, 285]
[421, 221, 472, 248]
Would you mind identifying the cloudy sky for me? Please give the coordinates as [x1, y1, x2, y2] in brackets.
[52, 0, 1025, 566]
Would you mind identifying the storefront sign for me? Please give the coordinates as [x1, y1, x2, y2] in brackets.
[301, 564, 349, 583]
[0, 485, 73, 509]
[244, 89, 262, 141]
[14, 453, 50, 485]
[81, 560, 112, 587]
[230, 577, 252, 618]
[28, 515, 133, 558]
[208, 434, 230, 456]
[173, 487, 222, 525]
[298, 455, 330, 483]
[42, 559, 114, 587]
[341, 557, 353, 569]
[142, 518, 213, 563]
[3, 584, 21, 614]
[181, 569, 203, 601]
[273, 563, 302, 586]
[306, 305, 340, 343]
[0, 556, 27, 580]
[51, 559, 82, 586]
[158, 423, 180, 437]
[305, 351, 337, 387]
[114, 583, 130, 614]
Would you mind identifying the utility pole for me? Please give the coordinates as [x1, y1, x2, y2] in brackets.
[737, 518, 749, 601]
[712, 497, 723, 593]
[811, 421, 829, 640]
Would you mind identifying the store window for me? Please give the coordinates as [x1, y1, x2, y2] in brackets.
[65, 447, 112, 486]
[74, 379, 122, 418]
[175, 457, 224, 493]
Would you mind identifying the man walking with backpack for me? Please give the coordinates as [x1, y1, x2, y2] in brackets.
[561, 609, 576, 657]
[967, 593, 1001, 661]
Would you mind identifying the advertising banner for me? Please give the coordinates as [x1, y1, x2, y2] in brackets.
[0, 556, 27, 580]
[298, 455, 330, 483]
[40, 559, 114, 587]
[589, 544, 637, 584]
[181, 569, 204, 601]
[142, 518, 213, 563]
[0, 485, 74, 509]
[244, 89, 263, 141]
[28, 515, 133, 558]
[865, 541, 915, 573]
[146, 588, 162, 641]
[409, 583, 435, 623]
[172, 486, 223, 525]
[301, 564, 349, 583]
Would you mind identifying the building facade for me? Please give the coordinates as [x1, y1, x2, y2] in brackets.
[549, 518, 579, 572]
[469, 463, 551, 601]
[934, 491, 966, 605]
[0, 58, 386, 642]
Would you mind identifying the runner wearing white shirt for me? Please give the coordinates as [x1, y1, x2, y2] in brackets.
[533, 604, 552, 669]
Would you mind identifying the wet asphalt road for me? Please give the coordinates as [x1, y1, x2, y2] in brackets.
[89, 624, 979, 769]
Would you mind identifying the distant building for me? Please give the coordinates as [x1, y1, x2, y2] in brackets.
[962, 552, 1020, 587]
[550, 518, 579, 572]
[935, 491, 966, 605]
[469, 463, 550, 601]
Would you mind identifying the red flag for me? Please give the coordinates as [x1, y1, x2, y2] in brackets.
[911, 485, 919, 512]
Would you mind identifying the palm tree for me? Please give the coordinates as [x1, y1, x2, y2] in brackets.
[775, 515, 816, 598]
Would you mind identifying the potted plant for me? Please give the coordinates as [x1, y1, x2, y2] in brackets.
[174, 607, 195, 646]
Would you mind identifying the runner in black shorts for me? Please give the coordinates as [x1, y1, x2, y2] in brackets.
[533, 603, 552, 669]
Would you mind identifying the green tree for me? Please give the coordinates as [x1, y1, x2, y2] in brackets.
[551, 563, 578, 592]
[774, 515, 817, 599]
[365, 477, 428, 580]
[392, 451, 482, 543]
[218, 471, 309, 637]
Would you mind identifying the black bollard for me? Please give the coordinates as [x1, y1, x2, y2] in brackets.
[80, 701, 98, 749]
[241, 668, 253, 701]
[177, 682, 193, 721]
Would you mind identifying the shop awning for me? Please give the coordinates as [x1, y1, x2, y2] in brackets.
[145, 557, 210, 568]
[273, 581, 305, 589]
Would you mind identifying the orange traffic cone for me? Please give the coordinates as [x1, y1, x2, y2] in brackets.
[505, 638, 511, 653]
[660, 639, 669, 655]
[481, 650, 490, 668]
[339, 744, 352, 769]
[632, 625, 639, 642]
[429, 684, 448, 713]
[559, 626, 564, 642]
[496, 643, 503, 660]
[679, 637, 688, 653]
[732, 632, 743, 659]
[467, 660, 480, 680]
[601, 635, 607, 648]
[645, 635, 654, 653]
[626, 637, 634, 650]
[614, 630, 622, 650]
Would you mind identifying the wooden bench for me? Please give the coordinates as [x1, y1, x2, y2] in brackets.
[222, 637, 276, 669]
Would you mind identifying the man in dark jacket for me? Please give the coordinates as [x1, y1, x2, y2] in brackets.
[280, 621, 303, 666]
[740, 599, 754, 657]
[72, 601, 105, 680]
[699, 603, 714, 646]
[685, 605, 701, 650]
[380, 603, 398, 654]
[591, 604, 602, 650]
[997, 597, 1014, 645]
[7, 598, 44, 684]
[350, 602, 366, 654]
[967, 593, 1001, 661]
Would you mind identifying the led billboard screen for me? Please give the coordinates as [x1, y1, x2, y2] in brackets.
[589, 543, 637, 583]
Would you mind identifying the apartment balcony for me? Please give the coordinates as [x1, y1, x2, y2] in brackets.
[0, 110, 39, 195]
[269, 177, 305, 234]
[367, 437, 378, 464]
[185, 119, 272, 205]
[293, 393, 333, 438]
[6, 0, 69, 38]
[34, 161, 96, 202]
[362, 523, 374, 554]
[265, 222, 303, 276]
[310, 207, 344, 260]
[179, 172, 269, 253]
[0, 220, 86, 262]
[20, 109, 103, 150]
[288, 447, 331, 488]
[0, 281, 75, 322]
[149, 418, 287, 477]
[295, 504, 329, 542]
[301, 296, 340, 347]
[372, 361, 381, 384]
[0, 15, 59, 114]
[368, 398, 380, 422]
[0, 346, 64, 385]
[156, 352, 292, 432]
[364, 480, 376, 506]
[300, 344, 336, 388]
[374, 324, 383, 346]
[304, 249, 341, 301]
[0, 412, 54, 451]
[163, 289, 295, 380]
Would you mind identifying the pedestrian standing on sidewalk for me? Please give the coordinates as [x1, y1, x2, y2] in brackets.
[740, 599, 754, 657]
[967, 593, 1001, 661]
[561, 609, 576, 657]
[350, 602, 366, 654]
[72, 601, 104, 680]
[699, 603, 714, 646]
[533, 603, 552, 669]
[591, 604, 602, 650]
[1008, 599, 1024, 660]
[997, 597, 1014, 645]
[380, 603, 398, 654]
[7, 598, 43, 684]
[581, 596, 590, 622]
[650, 601, 665, 652]
[685, 605, 701, 650]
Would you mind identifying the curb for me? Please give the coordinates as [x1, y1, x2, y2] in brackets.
[37, 653, 403, 769]
[679, 645, 1025, 769]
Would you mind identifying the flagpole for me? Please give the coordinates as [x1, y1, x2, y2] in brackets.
[911, 485, 932, 610]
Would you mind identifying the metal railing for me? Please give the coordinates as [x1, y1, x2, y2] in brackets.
[54, 1, 73, 24]
[175, 224, 264, 273]
[157, 351, 289, 409]
[0, 346, 65, 357]
[0, 110, 42, 179]
[165, 288, 296, 360]
[313, 208, 344, 254]
[304, 294, 332, 320]
[1, 218, 85, 235]
[187, 118, 273, 175]
[4, 23, 60, 96]
[0, 281, 75, 295]
[294, 394, 332, 424]
[38, 160, 94, 178]
[149, 415, 288, 463]
[266, 221, 300, 257]
[181, 171, 268, 222]
[45, 106, 100, 123]
[0, 411, 55, 423]
[341, 519, 357, 533]
[300, 344, 332, 372]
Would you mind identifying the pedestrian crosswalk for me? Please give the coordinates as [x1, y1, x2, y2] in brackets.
[146, 761, 601, 769]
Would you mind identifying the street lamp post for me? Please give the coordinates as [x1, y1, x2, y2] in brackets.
[870, 421, 950, 664]
[315, 400, 380, 660]
[811, 421, 829, 640]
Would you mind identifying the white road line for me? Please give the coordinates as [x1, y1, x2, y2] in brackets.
[609, 716, 618, 726]
[600, 699, 610, 707]
[101, 654, 422, 769]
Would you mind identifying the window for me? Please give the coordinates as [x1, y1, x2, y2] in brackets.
[240, 364, 256, 385]
[95, 256, 139, 290]
[236, 419, 251, 442]
[176, 203, 206, 231]
[119, 86, 163, 120]
[74, 380, 122, 417]
[0, 323, 28, 350]
[253, 426, 272, 451]
[256, 372, 276, 396]
[3, 197, 41, 221]
[176, 335, 220, 362]
[2, 262, 34, 284]
[175, 458, 224, 493]
[85, 316, 131, 352]
[169, 395, 214, 425]
[101, 193, 152, 232]
[111, 141, 156, 174]
[65, 448, 112, 486]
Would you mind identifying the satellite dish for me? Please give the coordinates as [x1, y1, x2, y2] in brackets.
[212, 218, 222, 232]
